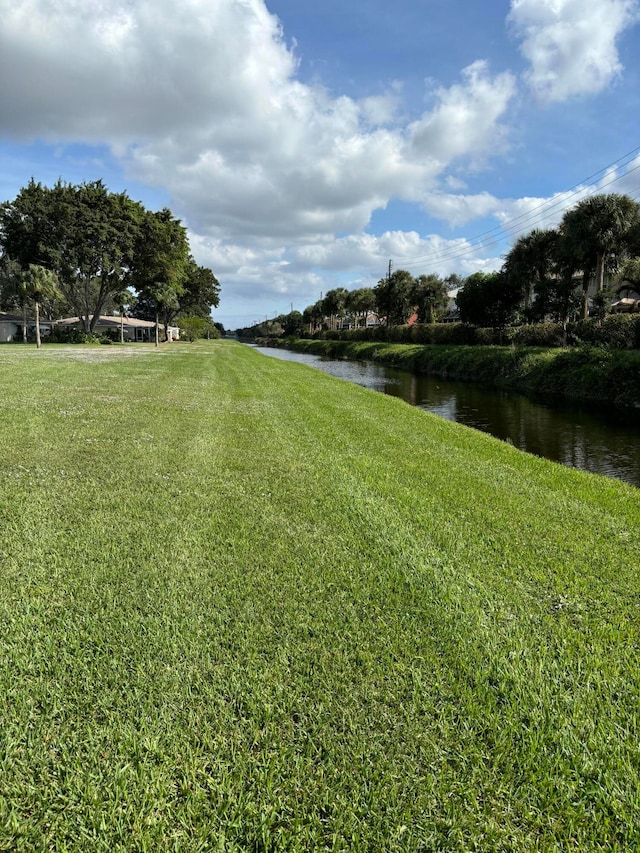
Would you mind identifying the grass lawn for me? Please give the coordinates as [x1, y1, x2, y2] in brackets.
[1, 340, 639, 851]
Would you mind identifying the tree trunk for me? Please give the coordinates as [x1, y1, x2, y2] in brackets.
[35, 301, 41, 349]
[155, 309, 159, 347]
[120, 312, 124, 344]
[596, 253, 605, 292]
[582, 272, 590, 320]
[22, 303, 27, 343]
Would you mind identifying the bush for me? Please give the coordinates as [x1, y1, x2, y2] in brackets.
[601, 315, 640, 350]
[47, 326, 89, 344]
[475, 327, 502, 346]
[304, 315, 640, 350]
[178, 315, 221, 342]
[101, 328, 122, 342]
[568, 315, 640, 350]
[511, 323, 565, 348]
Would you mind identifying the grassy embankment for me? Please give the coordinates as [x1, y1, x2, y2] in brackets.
[263, 337, 640, 409]
[1, 340, 639, 851]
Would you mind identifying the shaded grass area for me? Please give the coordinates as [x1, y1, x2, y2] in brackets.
[265, 338, 640, 409]
[1, 341, 639, 851]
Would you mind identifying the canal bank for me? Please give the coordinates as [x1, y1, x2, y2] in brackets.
[258, 337, 640, 410]
[253, 345, 640, 487]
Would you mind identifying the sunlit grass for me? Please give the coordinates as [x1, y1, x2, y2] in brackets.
[0, 340, 639, 850]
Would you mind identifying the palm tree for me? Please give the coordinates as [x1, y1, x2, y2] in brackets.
[374, 270, 414, 326]
[346, 287, 376, 328]
[322, 288, 349, 331]
[411, 274, 448, 323]
[503, 228, 558, 315]
[113, 287, 135, 344]
[23, 265, 61, 348]
[560, 194, 640, 319]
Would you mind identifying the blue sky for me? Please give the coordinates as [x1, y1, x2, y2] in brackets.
[1, 0, 639, 329]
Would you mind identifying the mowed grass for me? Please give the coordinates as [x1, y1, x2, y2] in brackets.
[0, 341, 639, 851]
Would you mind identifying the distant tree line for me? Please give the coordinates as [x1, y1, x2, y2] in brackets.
[0, 179, 221, 345]
[239, 193, 640, 341]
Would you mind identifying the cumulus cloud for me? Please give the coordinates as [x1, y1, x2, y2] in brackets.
[509, 0, 640, 101]
[9, 0, 635, 327]
[422, 192, 503, 227]
[407, 61, 517, 166]
[0, 0, 517, 251]
[0, 0, 296, 141]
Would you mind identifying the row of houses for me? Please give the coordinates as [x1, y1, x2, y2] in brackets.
[0, 314, 180, 344]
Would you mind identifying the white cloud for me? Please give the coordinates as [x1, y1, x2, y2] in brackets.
[0, 0, 518, 252]
[11, 0, 627, 327]
[422, 192, 503, 227]
[407, 61, 517, 167]
[358, 93, 402, 127]
[191, 227, 507, 326]
[509, 0, 640, 101]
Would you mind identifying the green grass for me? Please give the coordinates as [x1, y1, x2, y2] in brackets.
[1, 341, 639, 851]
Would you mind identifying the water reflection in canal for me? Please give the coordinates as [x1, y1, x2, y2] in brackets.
[252, 345, 640, 488]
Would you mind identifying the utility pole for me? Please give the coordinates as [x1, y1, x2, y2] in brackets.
[385, 260, 392, 327]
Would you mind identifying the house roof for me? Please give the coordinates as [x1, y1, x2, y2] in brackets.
[56, 315, 178, 329]
[611, 298, 640, 313]
[0, 312, 29, 323]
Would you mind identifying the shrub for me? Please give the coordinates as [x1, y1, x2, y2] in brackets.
[600, 315, 640, 350]
[568, 315, 640, 350]
[47, 326, 89, 344]
[511, 323, 565, 348]
[302, 315, 640, 350]
[101, 328, 122, 342]
[475, 327, 502, 346]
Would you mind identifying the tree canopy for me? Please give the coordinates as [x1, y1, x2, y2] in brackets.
[0, 180, 221, 340]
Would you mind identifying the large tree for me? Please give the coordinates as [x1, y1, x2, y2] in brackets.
[411, 274, 448, 324]
[345, 287, 376, 328]
[0, 255, 22, 309]
[374, 269, 414, 326]
[129, 209, 190, 345]
[560, 193, 640, 319]
[0, 179, 146, 332]
[456, 271, 520, 329]
[303, 301, 324, 334]
[321, 287, 349, 331]
[0, 256, 29, 341]
[503, 228, 558, 316]
[132, 256, 220, 340]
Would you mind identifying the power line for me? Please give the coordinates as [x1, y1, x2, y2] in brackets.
[388, 145, 640, 271]
[393, 145, 640, 264]
[394, 162, 640, 275]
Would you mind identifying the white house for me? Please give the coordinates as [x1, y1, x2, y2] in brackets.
[56, 316, 180, 342]
[0, 312, 24, 342]
[0, 312, 54, 342]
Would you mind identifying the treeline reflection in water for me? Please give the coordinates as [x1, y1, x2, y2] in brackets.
[253, 345, 640, 488]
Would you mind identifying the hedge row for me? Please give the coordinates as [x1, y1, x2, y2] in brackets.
[307, 314, 640, 350]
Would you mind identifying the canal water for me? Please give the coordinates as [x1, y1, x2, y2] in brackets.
[252, 345, 640, 488]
